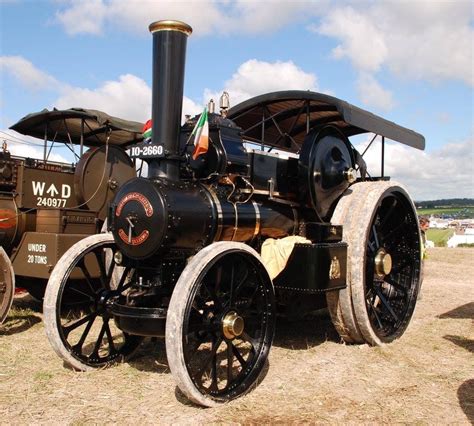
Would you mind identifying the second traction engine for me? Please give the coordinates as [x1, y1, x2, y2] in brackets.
[43, 19, 424, 408]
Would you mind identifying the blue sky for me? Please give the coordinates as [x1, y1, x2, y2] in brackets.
[1, 0, 473, 200]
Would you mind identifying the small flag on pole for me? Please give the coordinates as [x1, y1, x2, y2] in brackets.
[142, 119, 152, 142]
[191, 107, 209, 160]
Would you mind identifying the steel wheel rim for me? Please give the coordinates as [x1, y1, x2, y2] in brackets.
[55, 241, 141, 366]
[364, 191, 420, 340]
[182, 250, 275, 400]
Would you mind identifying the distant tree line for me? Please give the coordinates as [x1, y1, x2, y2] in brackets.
[415, 198, 474, 209]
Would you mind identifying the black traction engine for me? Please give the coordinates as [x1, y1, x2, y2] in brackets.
[43, 20, 425, 407]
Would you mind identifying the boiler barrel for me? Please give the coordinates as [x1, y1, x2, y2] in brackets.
[111, 178, 298, 259]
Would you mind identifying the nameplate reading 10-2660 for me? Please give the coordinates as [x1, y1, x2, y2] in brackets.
[129, 143, 165, 159]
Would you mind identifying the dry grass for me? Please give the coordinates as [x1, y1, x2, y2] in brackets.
[1, 248, 473, 424]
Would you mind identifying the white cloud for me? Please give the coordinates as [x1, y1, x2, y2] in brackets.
[314, 1, 474, 87]
[1, 55, 200, 123]
[54, 0, 326, 36]
[107, 0, 223, 36]
[182, 96, 202, 118]
[219, 1, 325, 35]
[354, 137, 474, 200]
[0, 56, 61, 91]
[203, 59, 318, 107]
[52, 0, 473, 90]
[55, 0, 107, 35]
[55, 74, 151, 122]
[315, 6, 387, 73]
[55, 74, 202, 123]
[356, 73, 394, 111]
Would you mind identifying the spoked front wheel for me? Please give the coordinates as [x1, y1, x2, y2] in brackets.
[43, 233, 142, 370]
[166, 242, 276, 407]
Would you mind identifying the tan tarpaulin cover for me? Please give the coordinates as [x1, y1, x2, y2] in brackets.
[261, 236, 311, 280]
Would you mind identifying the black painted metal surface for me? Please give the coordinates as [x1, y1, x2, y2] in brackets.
[228, 91, 425, 151]
[273, 242, 348, 293]
[148, 22, 191, 180]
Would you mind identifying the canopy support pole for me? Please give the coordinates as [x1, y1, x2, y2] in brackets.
[381, 136, 385, 177]
[43, 122, 48, 163]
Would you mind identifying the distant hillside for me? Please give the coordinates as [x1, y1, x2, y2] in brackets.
[415, 198, 474, 209]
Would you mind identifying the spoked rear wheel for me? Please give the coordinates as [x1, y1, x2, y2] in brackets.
[166, 242, 276, 407]
[0, 247, 15, 325]
[43, 234, 142, 370]
[327, 181, 421, 345]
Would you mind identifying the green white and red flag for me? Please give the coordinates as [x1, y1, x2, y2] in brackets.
[191, 107, 209, 160]
[142, 119, 152, 141]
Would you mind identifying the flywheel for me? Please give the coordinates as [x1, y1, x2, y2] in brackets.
[74, 145, 135, 221]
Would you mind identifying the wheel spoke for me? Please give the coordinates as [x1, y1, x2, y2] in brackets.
[186, 338, 204, 359]
[385, 276, 408, 294]
[63, 312, 96, 337]
[71, 314, 96, 354]
[226, 341, 233, 384]
[94, 250, 109, 290]
[115, 266, 132, 292]
[66, 286, 95, 301]
[89, 320, 107, 360]
[239, 285, 260, 315]
[210, 346, 218, 392]
[372, 225, 380, 250]
[234, 269, 249, 298]
[186, 321, 210, 335]
[229, 264, 235, 306]
[202, 281, 222, 310]
[379, 198, 397, 230]
[374, 285, 399, 322]
[231, 342, 247, 367]
[78, 260, 97, 295]
[241, 331, 258, 354]
[390, 257, 411, 274]
[104, 320, 117, 354]
[370, 303, 384, 330]
[106, 254, 115, 281]
[193, 336, 223, 384]
[225, 268, 249, 309]
[382, 220, 407, 245]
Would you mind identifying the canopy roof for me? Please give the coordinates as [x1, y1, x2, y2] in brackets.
[10, 108, 144, 147]
[228, 91, 425, 152]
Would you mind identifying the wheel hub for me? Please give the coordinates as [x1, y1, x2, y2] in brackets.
[222, 311, 244, 340]
[96, 290, 113, 316]
[374, 248, 392, 277]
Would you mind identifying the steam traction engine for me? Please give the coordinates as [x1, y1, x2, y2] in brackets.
[43, 21, 425, 406]
[0, 109, 142, 323]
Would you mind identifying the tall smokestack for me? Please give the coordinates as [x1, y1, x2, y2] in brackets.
[148, 20, 192, 180]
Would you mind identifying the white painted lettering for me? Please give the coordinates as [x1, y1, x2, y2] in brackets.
[61, 184, 71, 199]
[27, 243, 47, 253]
[32, 181, 45, 196]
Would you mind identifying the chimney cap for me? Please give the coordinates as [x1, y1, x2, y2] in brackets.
[149, 20, 193, 36]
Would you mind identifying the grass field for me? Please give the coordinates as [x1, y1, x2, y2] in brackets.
[1, 248, 473, 423]
[426, 228, 455, 247]
[417, 207, 474, 218]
